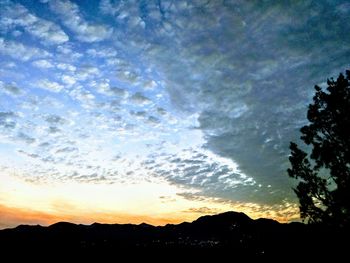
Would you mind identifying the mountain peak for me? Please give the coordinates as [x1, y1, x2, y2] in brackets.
[0, 211, 345, 256]
[193, 211, 252, 224]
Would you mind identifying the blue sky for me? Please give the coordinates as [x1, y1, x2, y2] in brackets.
[0, 0, 349, 228]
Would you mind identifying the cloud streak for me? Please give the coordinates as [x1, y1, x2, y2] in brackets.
[0, 38, 51, 61]
[0, 81, 23, 96]
[47, 0, 113, 42]
[0, 1, 68, 44]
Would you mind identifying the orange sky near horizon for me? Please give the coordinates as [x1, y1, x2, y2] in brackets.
[0, 170, 299, 229]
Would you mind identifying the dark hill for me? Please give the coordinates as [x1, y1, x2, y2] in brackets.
[0, 211, 348, 257]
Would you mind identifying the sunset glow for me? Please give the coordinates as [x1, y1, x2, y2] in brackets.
[1, 0, 349, 228]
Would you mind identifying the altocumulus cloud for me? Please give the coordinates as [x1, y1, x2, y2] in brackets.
[0, 0, 349, 217]
[47, 0, 113, 42]
[0, 81, 23, 96]
[0, 38, 51, 61]
[0, 1, 69, 44]
[32, 59, 54, 69]
[112, 0, 350, 201]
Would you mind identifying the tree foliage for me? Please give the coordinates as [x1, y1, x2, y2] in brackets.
[288, 70, 350, 227]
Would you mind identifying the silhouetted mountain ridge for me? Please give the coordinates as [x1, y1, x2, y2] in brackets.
[0, 211, 348, 256]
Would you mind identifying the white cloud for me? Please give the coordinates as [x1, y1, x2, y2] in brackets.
[143, 80, 158, 90]
[130, 92, 152, 105]
[17, 149, 39, 159]
[36, 79, 64, 92]
[91, 80, 109, 95]
[99, 0, 119, 16]
[49, 0, 113, 42]
[0, 81, 23, 96]
[99, 0, 145, 29]
[110, 87, 128, 98]
[117, 70, 140, 85]
[0, 2, 68, 44]
[143, 147, 256, 201]
[61, 75, 76, 86]
[90, 80, 128, 98]
[16, 132, 36, 144]
[2, 62, 16, 69]
[86, 48, 117, 58]
[57, 63, 76, 72]
[0, 111, 17, 130]
[76, 66, 100, 80]
[28, 19, 69, 44]
[69, 86, 95, 108]
[32, 59, 54, 69]
[45, 114, 67, 125]
[146, 116, 160, 125]
[56, 45, 83, 60]
[56, 45, 71, 54]
[0, 38, 51, 61]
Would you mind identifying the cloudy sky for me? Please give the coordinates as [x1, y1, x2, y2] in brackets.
[0, 0, 349, 228]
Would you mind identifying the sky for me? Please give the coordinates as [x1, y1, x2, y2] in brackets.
[0, 0, 349, 229]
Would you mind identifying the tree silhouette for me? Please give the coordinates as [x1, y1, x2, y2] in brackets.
[288, 70, 350, 227]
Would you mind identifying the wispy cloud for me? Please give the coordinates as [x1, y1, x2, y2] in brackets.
[0, 1, 68, 44]
[0, 81, 23, 96]
[32, 59, 54, 69]
[0, 111, 17, 130]
[130, 92, 152, 106]
[16, 132, 36, 144]
[57, 63, 76, 72]
[36, 79, 64, 93]
[0, 38, 51, 61]
[143, 147, 260, 203]
[48, 0, 112, 42]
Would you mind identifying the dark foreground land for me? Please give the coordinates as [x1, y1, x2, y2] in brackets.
[0, 211, 348, 258]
